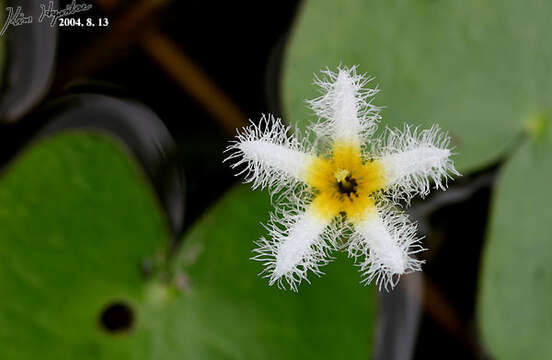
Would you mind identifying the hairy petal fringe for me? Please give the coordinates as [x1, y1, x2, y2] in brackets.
[224, 114, 314, 190]
[251, 205, 337, 291]
[348, 205, 424, 291]
[376, 124, 459, 202]
[306, 65, 381, 143]
[224, 67, 459, 292]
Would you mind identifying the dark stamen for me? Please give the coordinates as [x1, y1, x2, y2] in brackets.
[337, 175, 358, 197]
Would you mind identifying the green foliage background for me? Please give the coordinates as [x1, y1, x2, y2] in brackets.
[0, 133, 376, 358]
[1, 0, 551, 358]
[282, 0, 552, 358]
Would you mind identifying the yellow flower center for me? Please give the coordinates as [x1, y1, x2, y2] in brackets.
[305, 141, 386, 224]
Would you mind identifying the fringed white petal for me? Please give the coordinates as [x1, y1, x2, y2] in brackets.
[224, 114, 313, 190]
[307, 66, 381, 143]
[376, 124, 459, 202]
[348, 205, 424, 291]
[224, 66, 459, 292]
[252, 205, 335, 291]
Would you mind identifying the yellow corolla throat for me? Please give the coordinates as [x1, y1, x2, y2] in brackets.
[305, 141, 386, 223]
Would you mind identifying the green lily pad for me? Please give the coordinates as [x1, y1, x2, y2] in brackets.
[283, 0, 552, 172]
[478, 135, 552, 358]
[0, 132, 170, 359]
[0, 132, 376, 358]
[173, 184, 376, 358]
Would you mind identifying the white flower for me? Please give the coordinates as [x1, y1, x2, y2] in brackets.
[225, 66, 459, 291]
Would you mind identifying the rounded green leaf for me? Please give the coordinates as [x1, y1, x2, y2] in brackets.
[283, 0, 552, 172]
[174, 185, 377, 358]
[0, 132, 376, 359]
[0, 132, 170, 359]
[478, 136, 552, 358]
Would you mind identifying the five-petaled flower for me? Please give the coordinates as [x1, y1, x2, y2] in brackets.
[225, 66, 458, 291]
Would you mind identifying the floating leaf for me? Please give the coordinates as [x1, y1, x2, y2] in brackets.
[478, 136, 552, 359]
[0, 132, 170, 359]
[0, 132, 376, 359]
[173, 184, 377, 358]
[283, 0, 552, 172]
